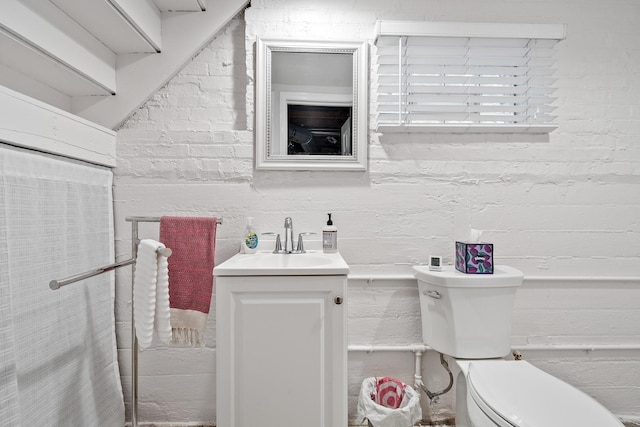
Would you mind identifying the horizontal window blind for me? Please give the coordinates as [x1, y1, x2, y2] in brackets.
[375, 22, 565, 133]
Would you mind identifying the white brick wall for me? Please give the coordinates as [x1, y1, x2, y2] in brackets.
[114, 0, 640, 424]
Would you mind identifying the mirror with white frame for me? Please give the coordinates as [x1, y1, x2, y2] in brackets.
[255, 39, 368, 171]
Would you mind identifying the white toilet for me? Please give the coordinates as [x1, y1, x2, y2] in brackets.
[413, 265, 624, 427]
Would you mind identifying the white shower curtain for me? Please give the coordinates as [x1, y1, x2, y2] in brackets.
[0, 145, 124, 426]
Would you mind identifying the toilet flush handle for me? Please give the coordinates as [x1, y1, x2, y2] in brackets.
[424, 290, 441, 299]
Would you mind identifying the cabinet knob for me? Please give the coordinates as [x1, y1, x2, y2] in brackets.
[334, 296, 343, 305]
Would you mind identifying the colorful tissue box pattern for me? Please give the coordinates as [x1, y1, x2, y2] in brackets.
[455, 242, 494, 274]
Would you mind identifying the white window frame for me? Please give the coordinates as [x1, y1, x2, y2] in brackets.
[374, 21, 567, 134]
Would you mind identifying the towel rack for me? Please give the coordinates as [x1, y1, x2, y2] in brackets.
[48, 247, 172, 290]
[49, 215, 222, 427]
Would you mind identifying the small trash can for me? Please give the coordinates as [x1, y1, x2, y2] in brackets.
[357, 376, 422, 427]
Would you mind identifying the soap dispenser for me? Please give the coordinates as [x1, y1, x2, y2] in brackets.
[322, 213, 338, 253]
[240, 217, 259, 254]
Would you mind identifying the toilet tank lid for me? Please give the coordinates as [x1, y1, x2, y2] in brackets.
[467, 361, 624, 427]
[412, 265, 523, 288]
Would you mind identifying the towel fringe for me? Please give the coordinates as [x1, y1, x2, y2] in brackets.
[171, 327, 205, 347]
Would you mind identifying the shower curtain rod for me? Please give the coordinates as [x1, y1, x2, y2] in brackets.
[49, 214, 222, 427]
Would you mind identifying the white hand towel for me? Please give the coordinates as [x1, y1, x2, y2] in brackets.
[154, 252, 171, 344]
[133, 239, 171, 350]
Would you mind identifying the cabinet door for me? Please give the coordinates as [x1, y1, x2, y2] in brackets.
[216, 275, 346, 427]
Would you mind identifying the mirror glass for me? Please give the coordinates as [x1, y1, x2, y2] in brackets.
[256, 39, 368, 171]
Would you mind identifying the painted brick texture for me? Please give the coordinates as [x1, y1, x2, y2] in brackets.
[114, 0, 640, 424]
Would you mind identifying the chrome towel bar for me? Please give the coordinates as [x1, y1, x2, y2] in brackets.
[48, 246, 172, 290]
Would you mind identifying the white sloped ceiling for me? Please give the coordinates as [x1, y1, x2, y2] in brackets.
[0, 0, 249, 129]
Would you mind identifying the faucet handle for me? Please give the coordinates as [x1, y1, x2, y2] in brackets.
[261, 232, 282, 253]
[295, 232, 317, 254]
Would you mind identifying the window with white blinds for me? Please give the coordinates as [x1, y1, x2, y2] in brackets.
[375, 21, 566, 133]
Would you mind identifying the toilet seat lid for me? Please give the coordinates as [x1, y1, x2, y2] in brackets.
[467, 361, 623, 427]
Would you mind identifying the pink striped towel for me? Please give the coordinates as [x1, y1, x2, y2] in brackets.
[159, 216, 217, 347]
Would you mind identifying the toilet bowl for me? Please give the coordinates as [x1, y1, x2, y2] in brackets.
[413, 265, 624, 427]
[456, 359, 624, 427]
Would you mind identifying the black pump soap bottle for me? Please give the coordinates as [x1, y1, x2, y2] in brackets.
[322, 213, 338, 253]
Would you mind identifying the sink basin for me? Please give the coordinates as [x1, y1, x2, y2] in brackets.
[214, 251, 350, 276]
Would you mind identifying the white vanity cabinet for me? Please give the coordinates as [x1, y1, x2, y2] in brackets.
[214, 252, 349, 427]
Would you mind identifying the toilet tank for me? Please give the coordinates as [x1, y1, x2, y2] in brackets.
[413, 265, 523, 359]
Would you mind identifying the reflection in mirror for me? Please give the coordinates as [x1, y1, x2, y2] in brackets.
[287, 104, 352, 155]
[255, 39, 368, 170]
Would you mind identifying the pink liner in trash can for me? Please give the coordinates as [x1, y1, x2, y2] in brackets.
[373, 377, 406, 409]
[358, 376, 422, 427]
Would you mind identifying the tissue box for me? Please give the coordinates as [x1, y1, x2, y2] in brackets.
[455, 242, 494, 274]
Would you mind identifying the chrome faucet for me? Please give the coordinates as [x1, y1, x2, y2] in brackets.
[283, 217, 294, 253]
[262, 217, 315, 254]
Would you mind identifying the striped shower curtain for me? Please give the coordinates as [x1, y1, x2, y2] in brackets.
[0, 145, 124, 426]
